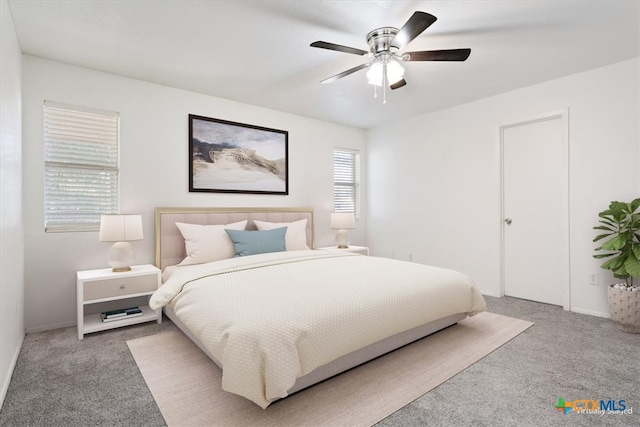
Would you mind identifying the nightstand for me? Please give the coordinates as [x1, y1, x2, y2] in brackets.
[317, 245, 369, 256]
[77, 264, 161, 339]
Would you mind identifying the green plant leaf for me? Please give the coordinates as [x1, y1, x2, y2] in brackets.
[598, 217, 618, 227]
[612, 264, 629, 277]
[593, 233, 615, 243]
[601, 254, 626, 271]
[623, 255, 640, 278]
[594, 199, 640, 266]
[599, 213, 617, 220]
[601, 232, 630, 250]
[609, 201, 627, 213]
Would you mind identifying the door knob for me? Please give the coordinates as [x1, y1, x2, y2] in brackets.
[504, 218, 512, 225]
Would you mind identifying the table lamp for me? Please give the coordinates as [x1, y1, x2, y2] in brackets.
[99, 214, 143, 272]
[330, 212, 355, 249]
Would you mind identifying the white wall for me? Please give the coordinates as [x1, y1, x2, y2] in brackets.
[22, 56, 366, 332]
[15, 43, 640, 331]
[0, 0, 25, 408]
[367, 58, 639, 317]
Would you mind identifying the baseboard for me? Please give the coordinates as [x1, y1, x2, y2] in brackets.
[571, 306, 610, 318]
[479, 290, 501, 298]
[0, 332, 24, 411]
[25, 320, 75, 334]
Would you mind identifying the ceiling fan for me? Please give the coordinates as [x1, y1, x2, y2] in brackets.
[311, 11, 471, 100]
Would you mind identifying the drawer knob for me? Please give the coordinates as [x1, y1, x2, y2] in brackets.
[120, 284, 125, 289]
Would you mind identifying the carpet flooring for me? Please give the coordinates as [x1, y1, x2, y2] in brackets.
[127, 312, 531, 426]
[1, 296, 638, 426]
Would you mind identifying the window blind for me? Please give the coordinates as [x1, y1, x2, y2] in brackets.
[333, 148, 360, 218]
[44, 101, 119, 232]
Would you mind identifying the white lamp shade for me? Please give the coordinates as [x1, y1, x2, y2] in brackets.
[99, 214, 143, 242]
[366, 60, 404, 87]
[386, 60, 404, 84]
[331, 212, 355, 230]
[366, 62, 384, 86]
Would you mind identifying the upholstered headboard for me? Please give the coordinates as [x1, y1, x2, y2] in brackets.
[154, 207, 315, 271]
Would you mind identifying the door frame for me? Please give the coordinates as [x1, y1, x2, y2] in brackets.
[499, 109, 571, 310]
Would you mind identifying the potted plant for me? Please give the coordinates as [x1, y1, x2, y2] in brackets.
[593, 198, 640, 333]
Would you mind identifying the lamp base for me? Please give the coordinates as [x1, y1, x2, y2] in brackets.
[335, 229, 350, 249]
[108, 241, 135, 272]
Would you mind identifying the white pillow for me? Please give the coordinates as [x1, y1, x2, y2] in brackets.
[176, 220, 248, 266]
[253, 219, 309, 250]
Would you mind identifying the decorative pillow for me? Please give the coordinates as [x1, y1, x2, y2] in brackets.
[253, 219, 309, 250]
[176, 220, 248, 266]
[225, 227, 287, 257]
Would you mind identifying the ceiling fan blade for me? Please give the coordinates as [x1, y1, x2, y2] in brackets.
[310, 41, 368, 56]
[320, 62, 371, 84]
[390, 79, 407, 90]
[403, 48, 471, 61]
[391, 11, 437, 49]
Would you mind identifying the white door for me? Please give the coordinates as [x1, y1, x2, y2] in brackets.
[501, 111, 569, 307]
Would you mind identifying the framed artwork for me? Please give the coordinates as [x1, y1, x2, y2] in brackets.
[188, 114, 288, 194]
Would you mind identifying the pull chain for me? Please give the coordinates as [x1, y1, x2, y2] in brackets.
[382, 63, 387, 104]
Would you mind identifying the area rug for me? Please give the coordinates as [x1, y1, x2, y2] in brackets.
[127, 311, 533, 427]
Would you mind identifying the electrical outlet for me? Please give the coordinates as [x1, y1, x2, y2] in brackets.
[589, 273, 599, 286]
[409, 254, 413, 262]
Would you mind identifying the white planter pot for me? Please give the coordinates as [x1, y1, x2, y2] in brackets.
[607, 286, 640, 333]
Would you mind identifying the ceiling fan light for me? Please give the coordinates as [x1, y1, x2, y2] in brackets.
[366, 62, 383, 86]
[386, 60, 404, 85]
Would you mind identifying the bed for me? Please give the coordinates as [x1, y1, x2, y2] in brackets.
[150, 207, 486, 409]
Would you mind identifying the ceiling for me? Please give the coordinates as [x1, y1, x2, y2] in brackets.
[7, 0, 640, 129]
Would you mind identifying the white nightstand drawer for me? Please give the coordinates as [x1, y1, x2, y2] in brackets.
[83, 274, 157, 301]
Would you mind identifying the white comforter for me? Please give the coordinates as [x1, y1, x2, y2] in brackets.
[149, 250, 486, 408]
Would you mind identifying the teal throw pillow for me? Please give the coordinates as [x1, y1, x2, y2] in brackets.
[225, 227, 287, 257]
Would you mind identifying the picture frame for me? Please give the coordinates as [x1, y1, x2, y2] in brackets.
[188, 114, 288, 195]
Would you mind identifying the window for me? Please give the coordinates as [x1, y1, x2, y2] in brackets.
[333, 148, 360, 219]
[44, 101, 119, 232]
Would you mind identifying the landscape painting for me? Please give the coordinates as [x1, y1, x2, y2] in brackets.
[188, 114, 288, 194]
